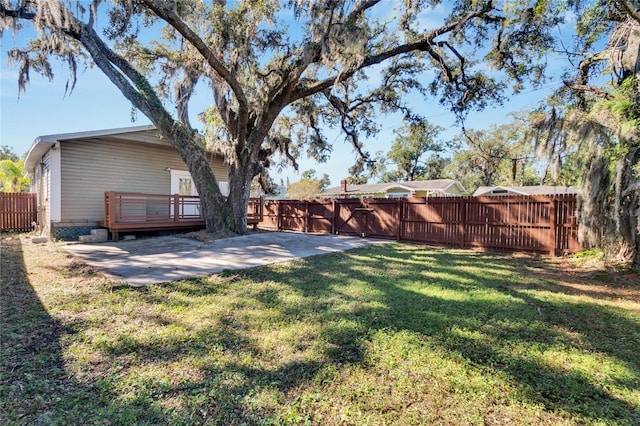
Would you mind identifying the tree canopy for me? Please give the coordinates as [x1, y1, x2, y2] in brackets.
[0, 158, 29, 193]
[0, 145, 20, 162]
[445, 118, 540, 191]
[378, 121, 449, 183]
[285, 169, 330, 199]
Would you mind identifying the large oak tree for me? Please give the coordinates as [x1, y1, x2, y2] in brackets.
[1, 0, 563, 233]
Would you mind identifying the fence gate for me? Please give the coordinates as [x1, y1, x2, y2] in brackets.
[335, 199, 367, 236]
[0, 192, 38, 232]
[335, 199, 401, 239]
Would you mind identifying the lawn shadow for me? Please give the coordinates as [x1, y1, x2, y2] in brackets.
[232, 244, 640, 424]
[8, 237, 638, 424]
[0, 237, 179, 424]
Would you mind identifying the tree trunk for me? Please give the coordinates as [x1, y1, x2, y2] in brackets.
[227, 158, 254, 234]
[162, 123, 235, 233]
[578, 155, 609, 249]
[614, 146, 640, 264]
[579, 145, 640, 265]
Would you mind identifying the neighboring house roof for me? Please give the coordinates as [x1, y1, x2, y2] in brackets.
[320, 179, 466, 197]
[24, 125, 160, 172]
[473, 185, 580, 196]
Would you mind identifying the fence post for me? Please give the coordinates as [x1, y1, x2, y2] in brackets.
[259, 197, 264, 223]
[362, 198, 369, 238]
[397, 199, 402, 241]
[277, 200, 282, 231]
[331, 199, 337, 234]
[304, 201, 309, 233]
[459, 197, 467, 248]
[548, 197, 557, 256]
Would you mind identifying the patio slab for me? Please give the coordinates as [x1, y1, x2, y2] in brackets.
[63, 232, 387, 286]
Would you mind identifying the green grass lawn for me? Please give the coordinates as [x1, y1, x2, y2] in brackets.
[2, 237, 639, 425]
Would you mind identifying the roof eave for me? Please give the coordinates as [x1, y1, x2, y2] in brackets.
[24, 138, 56, 173]
[24, 125, 157, 172]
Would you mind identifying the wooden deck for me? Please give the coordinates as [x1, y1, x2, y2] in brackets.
[99, 191, 263, 240]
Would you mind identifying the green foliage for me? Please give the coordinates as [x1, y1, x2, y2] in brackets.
[445, 118, 540, 192]
[530, 5, 640, 263]
[0, 146, 20, 162]
[285, 175, 325, 199]
[300, 169, 330, 190]
[597, 77, 640, 139]
[380, 121, 448, 182]
[573, 247, 603, 259]
[0, 159, 29, 193]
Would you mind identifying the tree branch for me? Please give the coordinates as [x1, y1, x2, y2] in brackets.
[74, 26, 167, 122]
[175, 70, 199, 127]
[140, 0, 249, 143]
[0, 4, 36, 20]
[29, 2, 179, 133]
[323, 90, 370, 163]
[290, 3, 494, 103]
[345, 0, 381, 25]
[618, 0, 640, 24]
[563, 80, 610, 98]
[578, 51, 609, 84]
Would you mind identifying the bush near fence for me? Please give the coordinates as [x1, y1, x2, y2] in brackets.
[0, 193, 37, 232]
[255, 195, 581, 255]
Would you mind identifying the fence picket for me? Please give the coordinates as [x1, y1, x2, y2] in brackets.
[0, 193, 38, 232]
[256, 195, 581, 255]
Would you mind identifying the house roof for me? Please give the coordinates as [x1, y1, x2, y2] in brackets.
[321, 179, 465, 196]
[24, 125, 160, 171]
[473, 185, 580, 196]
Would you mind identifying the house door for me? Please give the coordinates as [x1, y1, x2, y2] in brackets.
[170, 170, 200, 217]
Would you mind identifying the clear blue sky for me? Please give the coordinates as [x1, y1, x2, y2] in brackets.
[0, 6, 570, 188]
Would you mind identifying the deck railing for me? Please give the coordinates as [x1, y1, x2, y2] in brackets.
[104, 192, 202, 226]
[103, 191, 264, 227]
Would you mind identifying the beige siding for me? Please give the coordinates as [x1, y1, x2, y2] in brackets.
[60, 139, 227, 222]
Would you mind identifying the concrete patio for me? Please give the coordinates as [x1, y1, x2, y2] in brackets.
[63, 231, 386, 286]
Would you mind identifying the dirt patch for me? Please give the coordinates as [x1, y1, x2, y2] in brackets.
[518, 255, 640, 304]
[1, 235, 112, 305]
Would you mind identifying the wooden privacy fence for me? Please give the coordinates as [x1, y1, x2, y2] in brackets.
[0, 192, 37, 232]
[258, 195, 581, 255]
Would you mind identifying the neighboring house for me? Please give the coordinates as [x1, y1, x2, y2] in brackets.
[320, 179, 466, 199]
[24, 125, 228, 240]
[472, 185, 580, 197]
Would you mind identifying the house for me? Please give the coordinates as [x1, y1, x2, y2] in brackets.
[24, 125, 229, 240]
[472, 185, 580, 197]
[320, 179, 466, 199]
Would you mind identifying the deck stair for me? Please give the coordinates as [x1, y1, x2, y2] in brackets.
[78, 228, 109, 243]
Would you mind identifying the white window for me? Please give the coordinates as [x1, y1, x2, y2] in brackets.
[386, 192, 410, 199]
